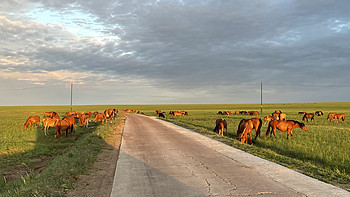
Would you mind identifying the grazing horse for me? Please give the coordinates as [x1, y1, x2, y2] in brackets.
[23, 116, 40, 129]
[247, 111, 259, 115]
[79, 114, 89, 127]
[214, 118, 228, 136]
[298, 111, 306, 115]
[263, 116, 274, 125]
[330, 113, 345, 122]
[158, 113, 166, 118]
[274, 110, 282, 114]
[63, 116, 76, 133]
[94, 113, 106, 123]
[104, 109, 115, 122]
[42, 117, 59, 136]
[302, 113, 314, 122]
[236, 119, 253, 144]
[327, 113, 336, 121]
[85, 111, 92, 119]
[156, 110, 161, 114]
[266, 120, 308, 139]
[237, 118, 262, 141]
[44, 111, 57, 118]
[173, 111, 183, 117]
[315, 111, 323, 116]
[234, 110, 241, 114]
[55, 119, 72, 140]
[217, 111, 223, 115]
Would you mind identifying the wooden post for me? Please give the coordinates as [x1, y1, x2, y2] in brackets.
[70, 83, 73, 112]
[260, 82, 263, 115]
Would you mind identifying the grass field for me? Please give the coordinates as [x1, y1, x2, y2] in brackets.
[0, 102, 349, 195]
[0, 105, 122, 196]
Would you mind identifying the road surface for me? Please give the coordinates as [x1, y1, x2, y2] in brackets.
[111, 114, 349, 197]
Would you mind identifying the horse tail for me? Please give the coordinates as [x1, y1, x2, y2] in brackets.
[256, 119, 263, 139]
[266, 122, 271, 136]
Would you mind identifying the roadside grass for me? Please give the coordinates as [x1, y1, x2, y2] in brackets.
[0, 105, 122, 196]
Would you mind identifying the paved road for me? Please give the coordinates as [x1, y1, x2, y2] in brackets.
[110, 114, 349, 197]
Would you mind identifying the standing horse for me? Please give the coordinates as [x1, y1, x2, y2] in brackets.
[42, 117, 59, 136]
[23, 116, 40, 129]
[315, 111, 323, 116]
[266, 120, 308, 139]
[236, 119, 253, 144]
[302, 113, 314, 122]
[327, 113, 336, 121]
[104, 109, 115, 123]
[214, 118, 228, 136]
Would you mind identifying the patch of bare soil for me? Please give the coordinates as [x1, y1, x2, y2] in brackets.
[66, 117, 125, 197]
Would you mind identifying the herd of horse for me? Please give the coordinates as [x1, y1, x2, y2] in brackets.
[214, 110, 346, 144]
[23, 109, 119, 140]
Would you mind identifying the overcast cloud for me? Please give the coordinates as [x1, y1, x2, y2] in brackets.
[0, 0, 349, 105]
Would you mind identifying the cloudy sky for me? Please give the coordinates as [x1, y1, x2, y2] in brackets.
[0, 0, 349, 106]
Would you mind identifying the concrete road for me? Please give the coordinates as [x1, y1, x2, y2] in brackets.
[110, 114, 349, 197]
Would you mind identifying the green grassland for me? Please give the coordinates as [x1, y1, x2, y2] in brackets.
[0, 102, 349, 195]
[0, 105, 122, 196]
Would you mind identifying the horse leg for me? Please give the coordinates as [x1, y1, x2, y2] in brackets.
[272, 128, 276, 138]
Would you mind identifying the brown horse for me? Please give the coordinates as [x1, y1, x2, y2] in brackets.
[330, 113, 345, 122]
[236, 119, 253, 144]
[94, 113, 106, 123]
[302, 113, 314, 122]
[23, 116, 40, 129]
[237, 118, 262, 140]
[327, 113, 336, 121]
[173, 111, 183, 117]
[42, 117, 59, 136]
[247, 111, 259, 115]
[44, 111, 57, 118]
[104, 109, 116, 122]
[266, 120, 308, 139]
[63, 116, 76, 133]
[272, 112, 280, 120]
[55, 119, 72, 140]
[79, 114, 89, 127]
[214, 118, 228, 136]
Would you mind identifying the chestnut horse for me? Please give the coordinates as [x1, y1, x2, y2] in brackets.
[55, 119, 72, 140]
[266, 120, 308, 139]
[302, 113, 314, 122]
[63, 116, 76, 133]
[237, 118, 262, 140]
[214, 118, 227, 136]
[42, 117, 59, 136]
[79, 114, 89, 127]
[23, 116, 40, 129]
[327, 113, 336, 121]
[330, 113, 345, 122]
[104, 109, 115, 122]
[94, 113, 106, 123]
[236, 119, 253, 144]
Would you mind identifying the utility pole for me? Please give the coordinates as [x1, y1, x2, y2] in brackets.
[260, 82, 263, 115]
[70, 83, 73, 112]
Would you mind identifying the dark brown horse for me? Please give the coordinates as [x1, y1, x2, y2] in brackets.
[315, 111, 323, 116]
[302, 113, 314, 122]
[23, 116, 40, 129]
[214, 118, 227, 136]
[236, 119, 253, 144]
[266, 120, 308, 139]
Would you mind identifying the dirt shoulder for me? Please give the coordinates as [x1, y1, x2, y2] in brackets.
[67, 117, 125, 197]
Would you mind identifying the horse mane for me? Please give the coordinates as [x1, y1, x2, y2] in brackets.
[290, 120, 304, 125]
